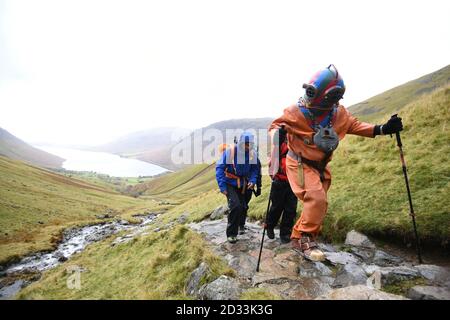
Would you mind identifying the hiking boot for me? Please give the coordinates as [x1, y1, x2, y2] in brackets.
[227, 236, 237, 244]
[266, 228, 275, 239]
[239, 226, 246, 235]
[291, 234, 325, 262]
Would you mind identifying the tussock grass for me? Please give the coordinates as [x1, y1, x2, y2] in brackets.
[16, 226, 234, 299]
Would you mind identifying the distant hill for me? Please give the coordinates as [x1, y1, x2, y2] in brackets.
[97, 119, 273, 171]
[0, 127, 65, 169]
[90, 127, 188, 155]
[349, 64, 450, 121]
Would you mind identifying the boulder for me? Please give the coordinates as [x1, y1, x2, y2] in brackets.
[198, 275, 242, 300]
[414, 264, 450, 284]
[325, 251, 360, 266]
[186, 262, 211, 296]
[345, 230, 376, 249]
[378, 266, 421, 285]
[408, 285, 450, 300]
[177, 213, 189, 224]
[318, 243, 337, 253]
[315, 285, 408, 300]
[362, 264, 381, 276]
[332, 264, 368, 288]
[372, 250, 403, 267]
[210, 205, 229, 220]
[298, 261, 333, 278]
[350, 247, 375, 262]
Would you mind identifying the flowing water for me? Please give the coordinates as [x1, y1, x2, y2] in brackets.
[0, 214, 157, 299]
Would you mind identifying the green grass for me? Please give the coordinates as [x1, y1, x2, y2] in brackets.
[16, 226, 234, 299]
[321, 86, 450, 246]
[0, 156, 159, 265]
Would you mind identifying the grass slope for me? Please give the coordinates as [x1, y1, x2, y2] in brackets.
[0, 156, 157, 265]
[323, 86, 450, 246]
[0, 127, 64, 169]
[348, 64, 450, 122]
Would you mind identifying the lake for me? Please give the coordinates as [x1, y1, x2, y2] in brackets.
[36, 146, 169, 177]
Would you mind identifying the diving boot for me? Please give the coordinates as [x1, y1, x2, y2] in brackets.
[291, 233, 325, 262]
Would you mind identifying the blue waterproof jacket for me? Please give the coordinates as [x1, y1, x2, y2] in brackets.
[216, 145, 259, 193]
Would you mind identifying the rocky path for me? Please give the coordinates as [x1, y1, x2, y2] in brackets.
[187, 209, 450, 300]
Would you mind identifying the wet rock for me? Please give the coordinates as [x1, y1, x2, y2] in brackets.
[96, 214, 111, 219]
[345, 230, 376, 249]
[228, 255, 257, 279]
[177, 213, 189, 224]
[54, 252, 67, 262]
[318, 243, 337, 253]
[210, 205, 229, 220]
[325, 251, 360, 266]
[350, 247, 375, 262]
[379, 266, 421, 285]
[372, 250, 403, 267]
[332, 264, 368, 288]
[315, 285, 408, 300]
[298, 261, 333, 278]
[0, 280, 25, 300]
[414, 264, 450, 284]
[407, 285, 450, 300]
[362, 264, 381, 276]
[198, 275, 242, 300]
[186, 262, 211, 296]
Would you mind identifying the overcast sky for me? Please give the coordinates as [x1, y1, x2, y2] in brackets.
[1, 0, 449, 146]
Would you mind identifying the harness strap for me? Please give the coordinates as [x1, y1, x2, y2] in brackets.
[224, 146, 247, 193]
[287, 150, 330, 182]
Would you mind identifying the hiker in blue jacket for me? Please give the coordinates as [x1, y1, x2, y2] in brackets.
[216, 132, 259, 243]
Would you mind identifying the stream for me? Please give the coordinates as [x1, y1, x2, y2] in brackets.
[0, 213, 157, 300]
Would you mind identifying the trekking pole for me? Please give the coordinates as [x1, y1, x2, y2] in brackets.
[390, 114, 423, 264]
[256, 182, 273, 272]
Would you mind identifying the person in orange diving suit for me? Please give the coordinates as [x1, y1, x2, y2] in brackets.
[269, 64, 403, 261]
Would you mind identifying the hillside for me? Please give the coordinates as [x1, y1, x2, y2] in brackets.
[349, 64, 450, 121]
[0, 156, 155, 265]
[90, 127, 188, 155]
[0, 128, 65, 169]
[134, 86, 450, 249]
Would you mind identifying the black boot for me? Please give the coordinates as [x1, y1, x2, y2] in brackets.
[266, 228, 275, 239]
[280, 236, 291, 244]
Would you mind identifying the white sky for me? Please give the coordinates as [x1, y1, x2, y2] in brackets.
[1, 0, 449, 146]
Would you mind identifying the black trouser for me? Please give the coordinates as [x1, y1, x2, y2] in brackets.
[266, 179, 298, 239]
[239, 189, 253, 228]
[225, 184, 248, 237]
